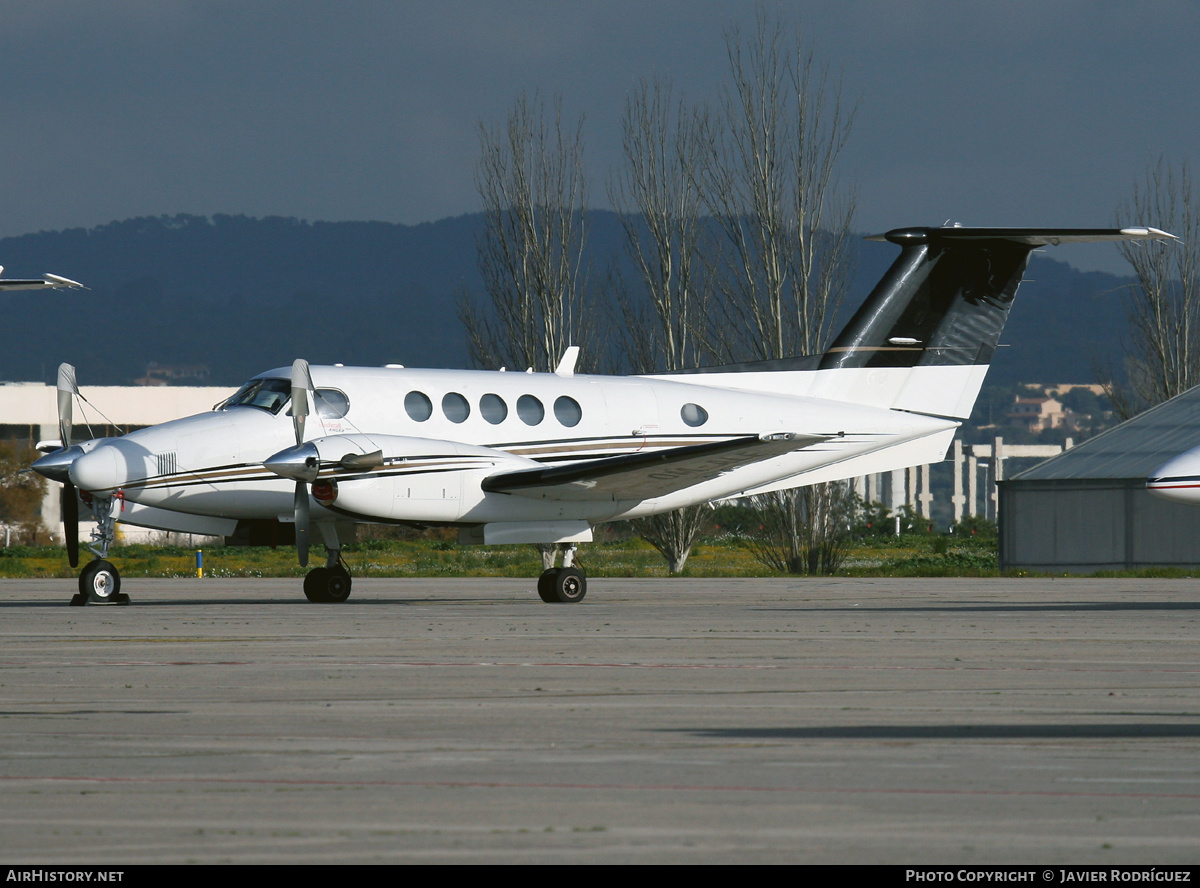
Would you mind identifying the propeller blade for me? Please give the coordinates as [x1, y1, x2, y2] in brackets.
[339, 450, 384, 471]
[291, 359, 312, 447]
[62, 482, 79, 568]
[294, 481, 310, 567]
[56, 363, 77, 448]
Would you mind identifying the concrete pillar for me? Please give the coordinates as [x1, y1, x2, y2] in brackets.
[968, 452, 978, 518]
[919, 463, 933, 520]
[890, 469, 904, 515]
[992, 436, 1004, 520]
[951, 439, 965, 524]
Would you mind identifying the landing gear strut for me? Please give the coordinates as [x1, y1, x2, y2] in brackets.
[536, 544, 587, 603]
[71, 495, 129, 606]
[303, 549, 352, 603]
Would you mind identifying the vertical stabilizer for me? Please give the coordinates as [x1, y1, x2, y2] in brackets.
[820, 227, 1171, 419]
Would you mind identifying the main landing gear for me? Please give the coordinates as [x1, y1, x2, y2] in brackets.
[536, 545, 587, 603]
[71, 495, 130, 606]
[303, 549, 353, 603]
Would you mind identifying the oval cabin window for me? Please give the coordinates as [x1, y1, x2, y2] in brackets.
[480, 393, 508, 424]
[517, 394, 544, 425]
[554, 396, 582, 427]
[405, 391, 433, 422]
[681, 403, 708, 427]
[442, 392, 470, 423]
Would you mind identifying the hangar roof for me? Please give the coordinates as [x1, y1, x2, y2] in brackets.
[1010, 385, 1200, 481]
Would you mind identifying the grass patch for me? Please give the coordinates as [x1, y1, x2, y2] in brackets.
[0, 530, 1006, 578]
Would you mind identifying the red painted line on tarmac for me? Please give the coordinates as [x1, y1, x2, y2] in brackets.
[1, 773, 1197, 801]
[2, 659, 1199, 675]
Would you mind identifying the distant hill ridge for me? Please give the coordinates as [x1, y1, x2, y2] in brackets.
[0, 213, 1133, 387]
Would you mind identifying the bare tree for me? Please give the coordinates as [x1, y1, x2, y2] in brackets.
[1108, 158, 1199, 418]
[460, 92, 590, 570]
[740, 481, 859, 576]
[611, 79, 712, 373]
[704, 10, 856, 362]
[609, 79, 713, 572]
[461, 92, 590, 374]
[704, 11, 859, 575]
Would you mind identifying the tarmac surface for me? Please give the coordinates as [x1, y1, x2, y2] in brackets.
[0, 576, 1198, 864]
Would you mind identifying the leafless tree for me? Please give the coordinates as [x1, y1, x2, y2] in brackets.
[704, 10, 856, 362]
[460, 92, 591, 569]
[740, 481, 859, 576]
[1108, 158, 1199, 418]
[461, 92, 590, 374]
[609, 79, 714, 572]
[704, 11, 859, 575]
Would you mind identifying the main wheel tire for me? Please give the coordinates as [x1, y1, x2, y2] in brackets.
[536, 568, 559, 603]
[545, 567, 586, 603]
[303, 567, 331, 602]
[79, 560, 121, 601]
[325, 566, 352, 603]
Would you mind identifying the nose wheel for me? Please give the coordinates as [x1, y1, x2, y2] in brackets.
[71, 559, 129, 606]
[68, 496, 130, 606]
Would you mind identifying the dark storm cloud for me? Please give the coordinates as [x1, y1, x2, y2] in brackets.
[2, 1, 1196, 272]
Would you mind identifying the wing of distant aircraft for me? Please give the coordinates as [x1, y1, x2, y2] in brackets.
[0, 267, 83, 291]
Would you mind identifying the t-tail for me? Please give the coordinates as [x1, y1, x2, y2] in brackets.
[808, 226, 1174, 420]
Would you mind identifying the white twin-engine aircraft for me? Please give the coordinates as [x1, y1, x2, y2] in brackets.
[32, 226, 1171, 606]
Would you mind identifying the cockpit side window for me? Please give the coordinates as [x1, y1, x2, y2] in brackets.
[315, 389, 350, 419]
[221, 378, 291, 414]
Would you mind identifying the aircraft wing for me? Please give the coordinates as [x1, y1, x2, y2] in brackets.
[482, 432, 831, 502]
[0, 272, 83, 291]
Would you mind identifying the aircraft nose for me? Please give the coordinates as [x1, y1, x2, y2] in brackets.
[31, 445, 83, 484]
[1146, 450, 1200, 504]
[68, 445, 126, 493]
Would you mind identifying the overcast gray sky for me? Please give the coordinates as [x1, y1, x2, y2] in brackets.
[2, 1, 1195, 273]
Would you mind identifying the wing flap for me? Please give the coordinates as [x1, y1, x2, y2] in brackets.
[482, 432, 831, 502]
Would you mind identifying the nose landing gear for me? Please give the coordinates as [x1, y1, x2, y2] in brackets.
[70, 495, 130, 606]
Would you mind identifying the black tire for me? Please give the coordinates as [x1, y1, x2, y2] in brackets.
[303, 567, 331, 602]
[79, 560, 121, 601]
[536, 568, 559, 603]
[545, 567, 586, 603]
[78, 561, 96, 596]
[326, 566, 352, 603]
[77, 561, 120, 602]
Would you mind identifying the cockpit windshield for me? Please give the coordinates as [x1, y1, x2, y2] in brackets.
[220, 377, 291, 414]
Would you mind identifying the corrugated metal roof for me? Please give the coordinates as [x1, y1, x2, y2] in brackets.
[1009, 385, 1200, 481]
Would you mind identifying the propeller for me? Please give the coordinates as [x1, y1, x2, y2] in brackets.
[56, 364, 80, 568]
[290, 359, 313, 567]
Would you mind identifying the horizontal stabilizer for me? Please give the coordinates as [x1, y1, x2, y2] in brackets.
[483, 432, 830, 502]
[864, 226, 1175, 246]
